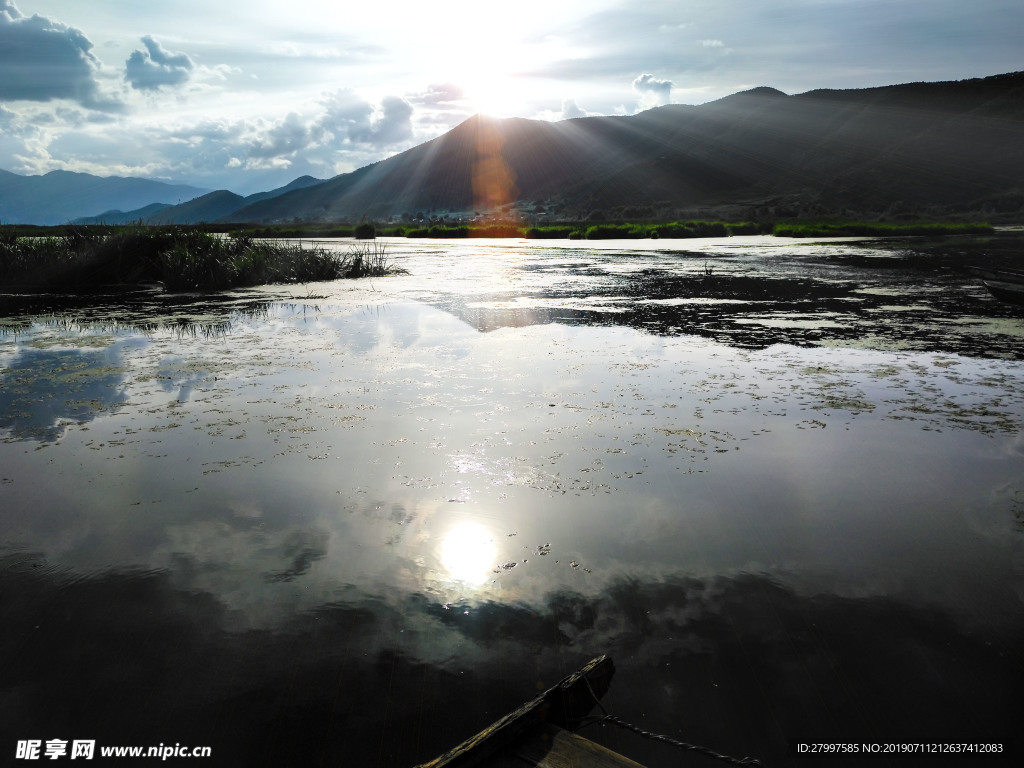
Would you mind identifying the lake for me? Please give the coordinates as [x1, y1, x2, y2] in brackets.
[2, 236, 1023, 766]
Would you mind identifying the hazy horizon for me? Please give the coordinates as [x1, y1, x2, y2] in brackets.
[2, 0, 1022, 195]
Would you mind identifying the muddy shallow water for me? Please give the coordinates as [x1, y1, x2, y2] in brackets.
[2, 236, 1023, 766]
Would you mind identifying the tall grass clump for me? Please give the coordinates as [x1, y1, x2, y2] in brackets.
[524, 225, 583, 239]
[0, 226, 404, 293]
[0, 228, 164, 288]
[354, 222, 376, 239]
[584, 223, 645, 239]
[0, 233, 79, 287]
[157, 233, 402, 290]
[342, 240, 403, 278]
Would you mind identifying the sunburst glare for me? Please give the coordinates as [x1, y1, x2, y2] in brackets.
[440, 521, 496, 585]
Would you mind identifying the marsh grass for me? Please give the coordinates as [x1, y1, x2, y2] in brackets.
[525, 220, 765, 239]
[0, 227, 404, 293]
[390, 220, 764, 239]
[773, 220, 994, 237]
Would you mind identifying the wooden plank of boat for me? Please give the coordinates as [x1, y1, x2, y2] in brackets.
[474, 723, 646, 768]
[413, 655, 644, 768]
[982, 278, 1024, 304]
[967, 265, 1024, 282]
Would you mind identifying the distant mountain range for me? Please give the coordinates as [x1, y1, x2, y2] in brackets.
[4, 71, 1022, 226]
[0, 170, 210, 226]
[71, 176, 327, 225]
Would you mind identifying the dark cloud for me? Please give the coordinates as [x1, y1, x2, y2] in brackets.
[319, 89, 413, 147]
[0, 1, 118, 110]
[125, 36, 195, 91]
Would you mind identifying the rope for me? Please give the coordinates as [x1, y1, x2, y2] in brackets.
[578, 675, 765, 767]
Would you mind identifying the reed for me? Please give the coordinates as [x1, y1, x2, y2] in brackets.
[0, 226, 403, 292]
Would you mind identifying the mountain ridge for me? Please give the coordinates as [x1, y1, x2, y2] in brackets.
[70, 175, 328, 225]
[225, 70, 1024, 224]
[4, 71, 1023, 226]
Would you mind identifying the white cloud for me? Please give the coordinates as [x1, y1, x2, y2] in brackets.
[0, 0, 20, 22]
[632, 72, 674, 110]
[633, 72, 674, 96]
[411, 83, 465, 106]
[125, 36, 195, 91]
[560, 98, 589, 119]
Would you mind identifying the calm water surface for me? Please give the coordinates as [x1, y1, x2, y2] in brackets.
[2, 237, 1023, 766]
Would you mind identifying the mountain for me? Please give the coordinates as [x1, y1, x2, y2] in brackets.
[8, 73, 1022, 227]
[226, 71, 1024, 223]
[0, 170, 209, 225]
[73, 175, 327, 225]
[72, 202, 175, 226]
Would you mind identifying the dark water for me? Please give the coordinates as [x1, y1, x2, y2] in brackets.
[2, 236, 1023, 766]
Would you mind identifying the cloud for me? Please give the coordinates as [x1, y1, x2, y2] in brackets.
[0, 345, 129, 441]
[560, 98, 588, 119]
[371, 95, 414, 144]
[411, 82, 465, 106]
[0, 0, 19, 22]
[319, 89, 414, 147]
[319, 89, 373, 140]
[0, 86, 421, 194]
[248, 112, 323, 159]
[633, 72, 674, 98]
[0, 1, 119, 110]
[125, 36, 195, 91]
[632, 72, 674, 110]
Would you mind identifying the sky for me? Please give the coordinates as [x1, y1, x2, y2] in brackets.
[1, 0, 1021, 195]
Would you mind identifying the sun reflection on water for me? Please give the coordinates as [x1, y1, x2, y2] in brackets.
[440, 521, 496, 585]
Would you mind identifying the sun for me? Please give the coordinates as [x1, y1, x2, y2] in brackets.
[415, 6, 561, 118]
[440, 521, 496, 585]
[460, 76, 535, 119]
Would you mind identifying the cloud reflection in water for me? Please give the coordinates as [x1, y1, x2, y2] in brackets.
[2, 239, 1024, 766]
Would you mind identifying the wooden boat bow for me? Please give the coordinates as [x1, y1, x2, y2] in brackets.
[414, 655, 621, 768]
